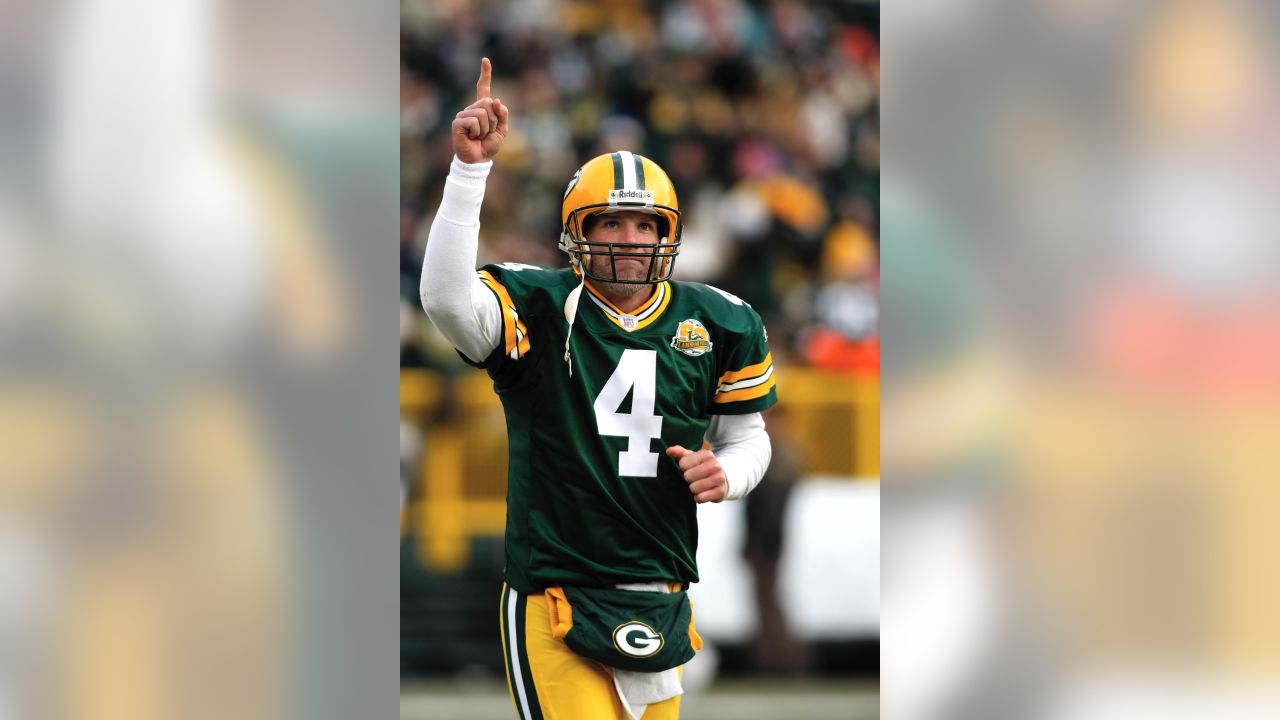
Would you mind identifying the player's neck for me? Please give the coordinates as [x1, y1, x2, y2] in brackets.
[591, 281, 656, 314]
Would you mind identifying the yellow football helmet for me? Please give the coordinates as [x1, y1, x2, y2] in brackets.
[558, 151, 683, 284]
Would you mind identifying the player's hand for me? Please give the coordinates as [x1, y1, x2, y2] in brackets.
[452, 57, 510, 164]
[666, 445, 728, 504]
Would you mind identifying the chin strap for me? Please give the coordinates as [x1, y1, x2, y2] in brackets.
[559, 231, 585, 377]
[562, 276, 585, 377]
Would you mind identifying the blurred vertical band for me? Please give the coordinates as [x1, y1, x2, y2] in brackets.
[0, 0, 398, 718]
[884, 0, 1280, 718]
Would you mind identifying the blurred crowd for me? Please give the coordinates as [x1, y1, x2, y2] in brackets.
[400, 0, 880, 374]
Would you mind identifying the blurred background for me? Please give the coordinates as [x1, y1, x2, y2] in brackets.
[0, 0, 398, 718]
[10, 0, 1274, 716]
[399, 0, 881, 717]
[881, 0, 1280, 719]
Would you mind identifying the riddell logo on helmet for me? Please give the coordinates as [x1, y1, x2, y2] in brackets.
[608, 189, 655, 206]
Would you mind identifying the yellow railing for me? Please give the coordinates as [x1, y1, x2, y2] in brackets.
[400, 367, 878, 571]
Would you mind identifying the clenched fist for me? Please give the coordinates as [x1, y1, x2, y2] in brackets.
[666, 445, 728, 504]
[452, 57, 510, 163]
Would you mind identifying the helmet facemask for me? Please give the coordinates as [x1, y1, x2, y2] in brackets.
[561, 204, 682, 285]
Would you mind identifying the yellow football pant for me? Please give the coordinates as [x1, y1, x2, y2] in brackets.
[499, 583, 683, 720]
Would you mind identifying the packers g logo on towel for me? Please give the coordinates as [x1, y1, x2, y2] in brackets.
[670, 319, 713, 357]
[613, 621, 665, 658]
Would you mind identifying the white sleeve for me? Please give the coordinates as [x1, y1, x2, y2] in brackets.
[420, 157, 504, 364]
[707, 412, 772, 501]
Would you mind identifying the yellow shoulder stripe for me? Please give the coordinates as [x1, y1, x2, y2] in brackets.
[713, 375, 776, 404]
[718, 352, 773, 386]
[478, 271, 532, 359]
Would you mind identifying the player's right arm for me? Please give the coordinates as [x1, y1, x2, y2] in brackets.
[419, 58, 513, 363]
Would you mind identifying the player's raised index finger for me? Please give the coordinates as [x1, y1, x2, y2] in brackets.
[476, 57, 492, 99]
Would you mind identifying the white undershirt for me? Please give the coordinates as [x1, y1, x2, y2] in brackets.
[420, 157, 503, 364]
[420, 157, 770, 500]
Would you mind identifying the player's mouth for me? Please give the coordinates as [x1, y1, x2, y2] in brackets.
[612, 255, 649, 270]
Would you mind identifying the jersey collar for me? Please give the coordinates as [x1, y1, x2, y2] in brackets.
[582, 280, 672, 332]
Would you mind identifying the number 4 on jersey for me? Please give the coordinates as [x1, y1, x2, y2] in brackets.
[593, 350, 663, 477]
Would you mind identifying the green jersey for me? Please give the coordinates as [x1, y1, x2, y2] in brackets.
[465, 264, 777, 594]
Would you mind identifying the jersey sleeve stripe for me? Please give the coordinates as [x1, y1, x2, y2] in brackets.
[513, 323, 531, 359]
[477, 272, 516, 354]
[716, 364, 773, 393]
[712, 374, 776, 404]
[717, 352, 773, 386]
[476, 274, 515, 353]
[478, 270, 531, 359]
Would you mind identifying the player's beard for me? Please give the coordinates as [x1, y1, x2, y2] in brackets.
[588, 254, 653, 298]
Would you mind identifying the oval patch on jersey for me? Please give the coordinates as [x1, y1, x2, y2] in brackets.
[613, 621, 665, 658]
[670, 318, 713, 357]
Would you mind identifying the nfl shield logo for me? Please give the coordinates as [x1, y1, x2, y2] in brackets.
[621, 315, 638, 330]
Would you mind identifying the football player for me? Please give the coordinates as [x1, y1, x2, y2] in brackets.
[421, 58, 776, 720]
